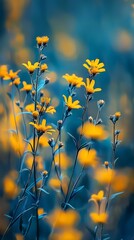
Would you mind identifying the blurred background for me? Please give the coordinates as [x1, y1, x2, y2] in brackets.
[0, 0, 134, 239]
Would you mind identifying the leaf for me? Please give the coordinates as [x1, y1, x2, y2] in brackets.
[110, 192, 124, 200]
[67, 132, 77, 145]
[20, 168, 30, 173]
[71, 185, 84, 199]
[16, 111, 32, 116]
[19, 151, 33, 172]
[38, 213, 47, 219]
[27, 177, 42, 191]
[65, 203, 75, 209]
[37, 81, 45, 93]
[4, 214, 12, 219]
[38, 187, 49, 195]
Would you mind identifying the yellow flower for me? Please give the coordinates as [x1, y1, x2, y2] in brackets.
[94, 168, 114, 185]
[115, 111, 121, 119]
[84, 78, 101, 94]
[45, 106, 56, 114]
[20, 81, 32, 92]
[90, 212, 108, 224]
[25, 103, 35, 112]
[49, 178, 61, 190]
[0, 65, 8, 78]
[47, 209, 79, 228]
[54, 152, 72, 170]
[63, 95, 82, 110]
[79, 122, 108, 140]
[78, 148, 98, 168]
[41, 97, 51, 105]
[91, 190, 104, 202]
[29, 119, 55, 135]
[9, 77, 21, 86]
[40, 63, 48, 72]
[83, 58, 105, 75]
[36, 36, 49, 46]
[63, 73, 84, 88]
[3, 176, 19, 199]
[22, 61, 39, 74]
[50, 229, 83, 240]
[4, 70, 20, 80]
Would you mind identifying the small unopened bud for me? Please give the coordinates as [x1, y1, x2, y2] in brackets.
[110, 112, 121, 124]
[44, 78, 49, 85]
[57, 120, 63, 131]
[104, 161, 109, 168]
[40, 54, 47, 60]
[96, 118, 102, 125]
[40, 91, 44, 97]
[115, 130, 120, 136]
[97, 99, 105, 109]
[42, 170, 48, 177]
[32, 90, 36, 96]
[48, 138, 55, 147]
[59, 141, 64, 148]
[16, 100, 20, 107]
[32, 111, 39, 118]
[88, 116, 93, 123]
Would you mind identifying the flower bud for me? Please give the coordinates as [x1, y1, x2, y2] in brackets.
[57, 120, 63, 131]
[97, 99, 105, 109]
[104, 161, 109, 168]
[48, 138, 55, 147]
[88, 116, 93, 123]
[32, 111, 39, 118]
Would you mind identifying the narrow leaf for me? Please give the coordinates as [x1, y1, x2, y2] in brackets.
[38, 188, 49, 195]
[110, 192, 124, 200]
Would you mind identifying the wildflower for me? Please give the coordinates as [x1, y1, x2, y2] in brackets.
[54, 152, 71, 170]
[3, 176, 19, 199]
[104, 161, 109, 168]
[4, 70, 20, 80]
[83, 58, 105, 75]
[63, 73, 84, 88]
[79, 122, 108, 140]
[90, 190, 104, 202]
[37, 104, 56, 114]
[36, 36, 49, 47]
[49, 178, 61, 190]
[25, 103, 35, 112]
[84, 78, 101, 94]
[78, 148, 98, 168]
[22, 61, 39, 74]
[90, 212, 108, 224]
[29, 119, 55, 135]
[39, 135, 49, 147]
[40, 63, 48, 73]
[63, 95, 81, 110]
[50, 229, 83, 240]
[20, 81, 32, 92]
[94, 167, 114, 185]
[41, 97, 51, 105]
[9, 77, 21, 87]
[0, 65, 8, 79]
[42, 170, 48, 177]
[47, 209, 79, 228]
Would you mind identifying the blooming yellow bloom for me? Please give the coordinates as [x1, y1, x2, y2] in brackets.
[83, 58, 105, 75]
[91, 190, 104, 202]
[78, 148, 98, 168]
[84, 78, 101, 94]
[25, 103, 34, 112]
[29, 119, 55, 135]
[37, 104, 56, 114]
[79, 122, 108, 140]
[36, 36, 49, 46]
[22, 61, 39, 74]
[9, 77, 21, 86]
[115, 112, 121, 118]
[47, 209, 79, 228]
[40, 63, 48, 72]
[63, 95, 82, 110]
[20, 81, 32, 92]
[4, 70, 20, 80]
[94, 168, 114, 185]
[90, 212, 108, 224]
[63, 73, 84, 88]
[49, 178, 61, 190]
[3, 176, 19, 199]
[0, 65, 8, 78]
[50, 228, 83, 240]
